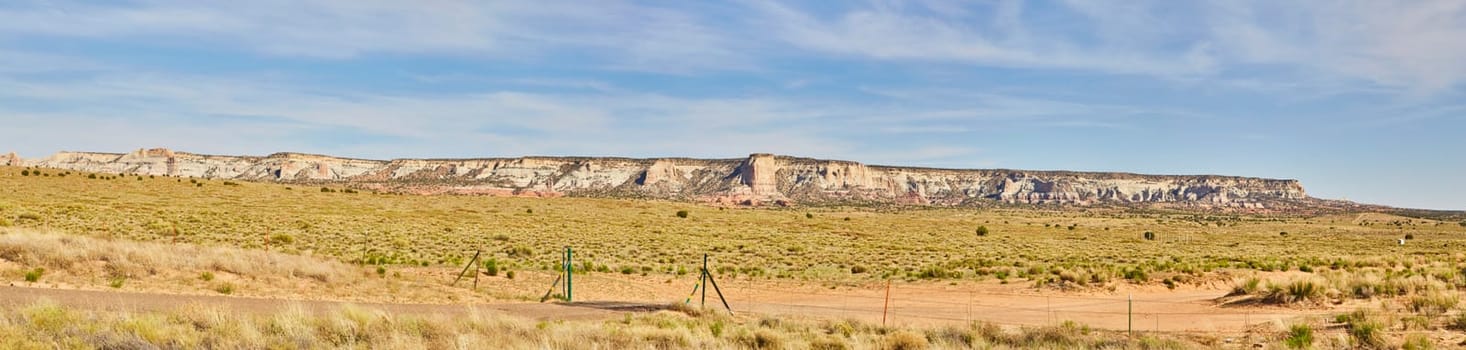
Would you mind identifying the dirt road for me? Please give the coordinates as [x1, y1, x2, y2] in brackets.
[3, 274, 1335, 335]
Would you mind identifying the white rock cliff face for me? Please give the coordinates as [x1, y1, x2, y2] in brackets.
[19, 148, 1308, 208]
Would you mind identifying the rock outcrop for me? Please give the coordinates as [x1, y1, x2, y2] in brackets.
[1, 152, 19, 166]
[16, 148, 1311, 209]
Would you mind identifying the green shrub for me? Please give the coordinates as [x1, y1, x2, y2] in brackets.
[484, 259, 500, 277]
[108, 277, 126, 289]
[1344, 311, 1387, 350]
[376, 266, 387, 276]
[975, 226, 989, 236]
[850, 265, 868, 274]
[199, 271, 215, 281]
[214, 283, 235, 294]
[269, 233, 294, 245]
[23, 268, 44, 282]
[506, 270, 516, 279]
[1123, 268, 1148, 282]
[1283, 323, 1313, 349]
[675, 210, 689, 218]
[20, 170, 29, 176]
[1264, 279, 1324, 304]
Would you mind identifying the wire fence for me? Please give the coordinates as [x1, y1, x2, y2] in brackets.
[658, 277, 1344, 337]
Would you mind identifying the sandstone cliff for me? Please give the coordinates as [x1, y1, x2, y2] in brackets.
[17, 148, 1310, 209]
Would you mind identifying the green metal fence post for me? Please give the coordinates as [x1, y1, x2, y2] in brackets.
[565, 246, 573, 302]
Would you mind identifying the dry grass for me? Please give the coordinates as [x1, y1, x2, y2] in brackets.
[0, 228, 488, 303]
[0, 300, 1208, 350]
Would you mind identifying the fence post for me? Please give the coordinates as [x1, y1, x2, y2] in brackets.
[564, 246, 573, 302]
[882, 280, 892, 327]
[701, 254, 708, 308]
[1127, 293, 1133, 337]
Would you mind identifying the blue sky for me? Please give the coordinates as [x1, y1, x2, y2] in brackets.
[0, 1, 1463, 210]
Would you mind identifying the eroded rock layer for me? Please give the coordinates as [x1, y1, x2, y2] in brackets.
[17, 148, 1308, 208]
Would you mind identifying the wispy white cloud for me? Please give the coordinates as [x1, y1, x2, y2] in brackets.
[1201, 0, 1466, 93]
[0, 1, 752, 72]
[745, 1, 1216, 77]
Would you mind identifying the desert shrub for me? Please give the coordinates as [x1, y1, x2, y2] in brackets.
[1283, 323, 1312, 349]
[850, 265, 868, 274]
[200, 271, 215, 281]
[1279, 231, 1287, 236]
[975, 226, 989, 236]
[805, 213, 813, 219]
[736, 328, 784, 350]
[23, 267, 44, 282]
[320, 187, 335, 193]
[20, 170, 29, 176]
[1143, 231, 1155, 241]
[375, 266, 386, 276]
[1405, 233, 1414, 240]
[507, 246, 533, 258]
[1123, 268, 1148, 282]
[1451, 313, 1466, 331]
[1263, 279, 1324, 304]
[484, 259, 499, 277]
[1400, 315, 1431, 330]
[1342, 310, 1387, 350]
[1231, 276, 1266, 295]
[108, 277, 126, 288]
[1407, 292, 1458, 316]
[505, 270, 515, 279]
[675, 210, 689, 218]
[810, 336, 850, 350]
[620, 266, 634, 274]
[1401, 333, 1433, 350]
[270, 233, 294, 245]
[884, 330, 929, 350]
[214, 283, 235, 294]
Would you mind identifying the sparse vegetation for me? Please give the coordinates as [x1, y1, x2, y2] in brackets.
[975, 226, 988, 236]
[1283, 323, 1313, 349]
[0, 301, 1224, 349]
[23, 267, 44, 282]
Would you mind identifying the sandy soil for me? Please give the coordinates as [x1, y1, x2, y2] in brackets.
[4, 268, 1346, 335]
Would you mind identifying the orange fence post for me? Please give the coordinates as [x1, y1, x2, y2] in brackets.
[882, 280, 892, 327]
